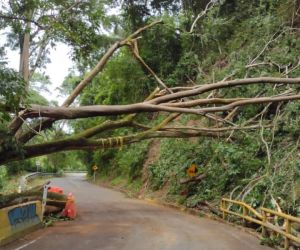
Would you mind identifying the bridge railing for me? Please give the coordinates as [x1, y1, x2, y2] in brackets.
[220, 198, 300, 250]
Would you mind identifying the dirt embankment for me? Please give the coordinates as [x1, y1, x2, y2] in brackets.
[139, 139, 161, 196]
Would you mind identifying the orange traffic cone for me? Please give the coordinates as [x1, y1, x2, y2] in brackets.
[62, 192, 77, 219]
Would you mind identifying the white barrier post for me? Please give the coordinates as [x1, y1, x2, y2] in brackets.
[41, 181, 50, 218]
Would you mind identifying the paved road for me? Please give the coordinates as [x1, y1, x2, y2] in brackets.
[3, 174, 272, 250]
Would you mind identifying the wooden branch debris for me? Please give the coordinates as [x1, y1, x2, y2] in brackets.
[195, 200, 220, 215]
[180, 173, 207, 184]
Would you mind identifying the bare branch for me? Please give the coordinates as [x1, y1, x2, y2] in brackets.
[126, 19, 163, 40]
[162, 124, 272, 132]
[16, 93, 300, 120]
[164, 97, 248, 108]
[29, 34, 51, 78]
[189, 0, 219, 33]
[128, 38, 172, 93]
[247, 28, 286, 66]
[151, 77, 300, 104]
[0, 14, 46, 29]
[180, 173, 207, 184]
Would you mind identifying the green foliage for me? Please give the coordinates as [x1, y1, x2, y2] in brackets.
[0, 124, 23, 161]
[0, 66, 25, 121]
[138, 15, 182, 82]
[148, 136, 263, 198]
[86, 49, 152, 105]
[279, 101, 300, 138]
[58, 0, 300, 219]
[0, 167, 7, 190]
[260, 235, 282, 247]
[5, 158, 36, 175]
[148, 138, 206, 190]
[92, 141, 149, 182]
[27, 89, 49, 105]
[0, 0, 118, 63]
[41, 151, 85, 173]
[1, 0, 298, 225]
[115, 141, 149, 180]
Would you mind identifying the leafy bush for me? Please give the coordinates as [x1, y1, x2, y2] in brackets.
[0, 166, 7, 190]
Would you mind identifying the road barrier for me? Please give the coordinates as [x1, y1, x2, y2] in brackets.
[23, 171, 86, 184]
[25, 172, 61, 181]
[1, 172, 76, 246]
[220, 198, 300, 249]
[0, 200, 43, 246]
[19, 172, 61, 192]
[64, 171, 87, 174]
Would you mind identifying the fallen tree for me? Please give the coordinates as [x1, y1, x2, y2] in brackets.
[1, 20, 300, 166]
[0, 186, 66, 209]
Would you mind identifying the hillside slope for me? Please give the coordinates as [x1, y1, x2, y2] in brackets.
[93, 0, 300, 218]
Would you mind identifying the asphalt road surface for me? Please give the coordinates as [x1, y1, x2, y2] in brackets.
[3, 174, 272, 250]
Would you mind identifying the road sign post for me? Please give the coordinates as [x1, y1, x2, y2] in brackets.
[36, 160, 41, 173]
[92, 165, 98, 182]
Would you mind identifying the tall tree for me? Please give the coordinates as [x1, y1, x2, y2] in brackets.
[0, 0, 115, 84]
[1, 20, 300, 165]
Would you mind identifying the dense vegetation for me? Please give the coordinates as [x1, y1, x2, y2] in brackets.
[0, 0, 300, 220]
[69, 0, 300, 215]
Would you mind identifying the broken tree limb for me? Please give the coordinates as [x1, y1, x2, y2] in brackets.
[180, 173, 207, 184]
[11, 20, 163, 143]
[0, 129, 234, 165]
[151, 77, 300, 104]
[195, 200, 220, 216]
[16, 93, 300, 120]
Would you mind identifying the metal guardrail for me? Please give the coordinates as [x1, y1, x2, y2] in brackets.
[20, 171, 87, 191]
[19, 172, 60, 192]
[220, 198, 300, 250]
[63, 171, 87, 173]
[25, 172, 55, 180]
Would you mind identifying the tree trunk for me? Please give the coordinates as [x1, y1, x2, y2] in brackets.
[19, 9, 32, 87]
[21, 30, 30, 84]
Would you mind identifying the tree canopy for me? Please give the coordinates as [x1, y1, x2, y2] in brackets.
[1, 0, 300, 161]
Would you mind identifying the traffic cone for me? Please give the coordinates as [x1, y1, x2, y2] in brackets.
[62, 192, 77, 219]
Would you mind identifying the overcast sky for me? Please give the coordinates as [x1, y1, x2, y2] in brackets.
[3, 40, 73, 105]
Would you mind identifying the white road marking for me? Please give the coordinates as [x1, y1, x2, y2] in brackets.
[14, 237, 42, 250]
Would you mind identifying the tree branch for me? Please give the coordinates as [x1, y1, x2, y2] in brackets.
[189, 0, 219, 33]
[12, 20, 163, 143]
[0, 14, 46, 29]
[0, 127, 237, 165]
[16, 93, 300, 120]
[151, 77, 300, 104]
[180, 173, 207, 184]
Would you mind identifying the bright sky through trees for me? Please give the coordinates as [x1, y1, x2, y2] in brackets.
[5, 42, 72, 105]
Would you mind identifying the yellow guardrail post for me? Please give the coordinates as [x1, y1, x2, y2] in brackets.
[242, 206, 248, 227]
[261, 210, 267, 237]
[221, 198, 300, 248]
[221, 199, 227, 220]
[284, 218, 291, 250]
